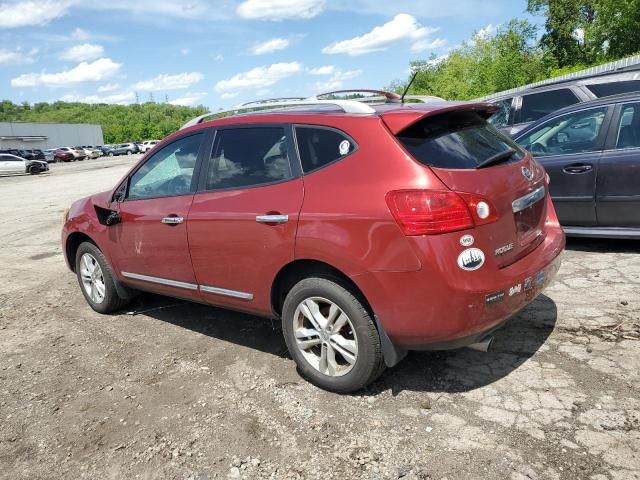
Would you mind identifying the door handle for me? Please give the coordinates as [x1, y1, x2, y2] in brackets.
[256, 214, 288, 224]
[161, 216, 184, 225]
[563, 163, 593, 174]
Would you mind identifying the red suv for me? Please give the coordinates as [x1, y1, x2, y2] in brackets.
[62, 96, 565, 393]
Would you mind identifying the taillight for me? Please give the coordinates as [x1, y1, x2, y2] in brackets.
[386, 190, 497, 235]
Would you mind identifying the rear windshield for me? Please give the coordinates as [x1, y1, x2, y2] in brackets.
[397, 110, 525, 169]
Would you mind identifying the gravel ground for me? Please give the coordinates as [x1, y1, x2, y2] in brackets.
[0, 157, 639, 480]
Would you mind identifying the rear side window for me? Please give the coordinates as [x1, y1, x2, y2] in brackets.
[587, 80, 640, 98]
[295, 126, 356, 173]
[520, 89, 580, 123]
[205, 127, 293, 190]
[397, 110, 524, 169]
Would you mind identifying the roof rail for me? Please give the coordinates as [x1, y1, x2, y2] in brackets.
[179, 91, 445, 130]
[181, 98, 376, 129]
[476, 54, 640, 101]
[315, 89, 401, 101]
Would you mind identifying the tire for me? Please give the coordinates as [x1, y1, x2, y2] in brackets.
[108, 152, 114, 157]
[282, 277, 385, 393]
[28, 165, 40, 175]
[75, 242, 130, 314]
[127, 150, 132, 155]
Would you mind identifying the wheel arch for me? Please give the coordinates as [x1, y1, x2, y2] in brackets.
[271, 258, 406, 368]
[65, 232, 97, 272]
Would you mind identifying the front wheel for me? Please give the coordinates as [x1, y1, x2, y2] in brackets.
[28, 165, 40, 174]
[75, 242, 130, 314]
[282, 277, 385, 393]
[127, 150, 132, 155]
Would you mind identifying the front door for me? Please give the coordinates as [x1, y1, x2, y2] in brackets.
[597, 102, 640, 228]
[516, 106, 611, 226]
[108, 132, 206, 297]
[187, 125, 304, 315]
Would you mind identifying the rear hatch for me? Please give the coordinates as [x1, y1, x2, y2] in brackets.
[387, 106, 547, 267]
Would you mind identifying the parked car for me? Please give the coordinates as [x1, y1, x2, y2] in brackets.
[0, 148, 22, 157]
[57, 146, 86, 161]
[139, 140, 160, 153]
[80, 146, 101, 159]
[481, 69, 640, 136]
[514, 93, 640, 238]
[44, 149, 57, 162]
[54, 150, 75, 162]
[62, 96, 565, 393]
[0, 153, 49, 174]
[110, 143, 139, 155]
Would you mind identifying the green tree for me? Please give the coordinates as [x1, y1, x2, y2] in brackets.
[0, 101, 209, 144]
[398, 20, 550, 100]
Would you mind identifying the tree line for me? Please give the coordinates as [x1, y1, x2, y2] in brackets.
[0, 100, 208, 144]
[394, 0, 640, 100]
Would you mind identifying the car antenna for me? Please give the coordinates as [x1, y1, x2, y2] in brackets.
[401, 70, 419, 104]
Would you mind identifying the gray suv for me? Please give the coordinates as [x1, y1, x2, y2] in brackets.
[111, 143, 139, 156]
[480, 70, 640, 136]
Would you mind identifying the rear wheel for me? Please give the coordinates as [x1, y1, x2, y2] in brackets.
[127, 150, 132, 155]
[108, 152, 114, 157]
[75, 242, 130, 313]
[282, 277, 385, 393]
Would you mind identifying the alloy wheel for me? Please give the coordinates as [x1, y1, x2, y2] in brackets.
[293, 297, 358, 377]
[79, 253, 106, 304]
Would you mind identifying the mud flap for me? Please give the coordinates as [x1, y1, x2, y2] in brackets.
[374, 315, 407, 367]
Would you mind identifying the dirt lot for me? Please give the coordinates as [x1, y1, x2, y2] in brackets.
[1, 158, 639, 480]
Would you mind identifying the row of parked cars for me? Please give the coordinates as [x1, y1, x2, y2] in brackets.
[0, 140, 160, 175]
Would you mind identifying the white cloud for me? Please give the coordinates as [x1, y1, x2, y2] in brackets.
[212, 53, 225, 61]
[60, 91, 135, 104]
[220, 92, 239, 100]
[132, 72, 204, 91]
[476, 23, 498, 40]
[249, 37, 290, 55]
[84, 0, 211, 19]
[427, 53, 449, 66]
[71, 27, 90, 41]
[97, 83, 120, 92]
[313, 69, 362, 92]
[60, 43, 104, 62]
[411, 37, 447, 52]
[573, 28, 585, 44]
[322, 14, 438, 56]
[215, 62, 302, 93]
[0, 0, 71, 28]
[11, 58, 122, 88]
[308, 65, 335, 75]
[0, 47, 38, 64]
[237, 0, 325, 20]
[169, 91, 207, 106]
[180, 48, 190, 55]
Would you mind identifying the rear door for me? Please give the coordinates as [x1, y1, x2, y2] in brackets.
[597, 102, 640, 227]
[391, 108, 547, 268]
[187, 125, 304, 315]
[515, 106, 612, 226]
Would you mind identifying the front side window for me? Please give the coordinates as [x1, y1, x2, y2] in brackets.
[516, 107, 607, 156]
[487, 98, 513, 128]
[295, 126, 356, 173]
[205, 127, 292, 190]
[127, 133, 202, 200]
[520, 89, 580, 123]
[616, 103, 640, 149]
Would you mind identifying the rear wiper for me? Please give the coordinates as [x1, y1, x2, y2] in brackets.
[476, 148, 516, 169]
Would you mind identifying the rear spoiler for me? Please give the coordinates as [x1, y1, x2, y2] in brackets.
[380, 102, 498, 135]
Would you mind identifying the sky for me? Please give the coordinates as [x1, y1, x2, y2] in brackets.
[0, 0, 537, 110]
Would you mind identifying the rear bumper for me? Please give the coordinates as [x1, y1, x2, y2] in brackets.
[354, 217, 565, 349]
